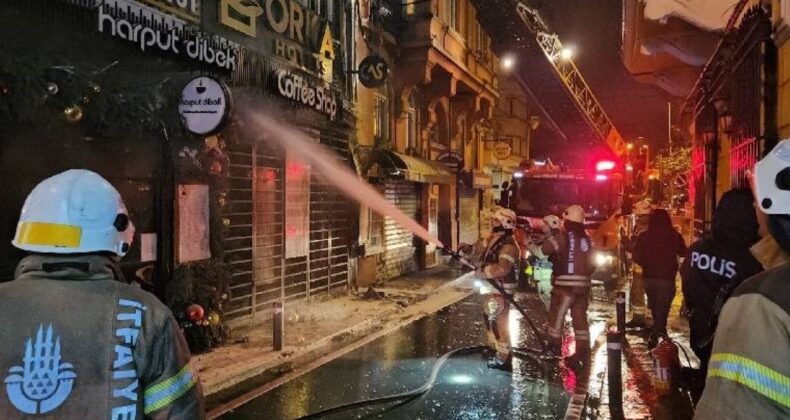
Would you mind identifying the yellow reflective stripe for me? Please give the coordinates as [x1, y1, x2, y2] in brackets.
[500, 254, 516, 264]
[144, 364, 197, 415]
[15, 222, 81, 248]
[708, 353, 790, 408]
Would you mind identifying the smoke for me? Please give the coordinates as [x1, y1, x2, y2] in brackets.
[237, 100, 443, 249]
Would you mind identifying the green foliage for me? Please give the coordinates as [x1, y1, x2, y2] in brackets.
[655, 146, 691, 182]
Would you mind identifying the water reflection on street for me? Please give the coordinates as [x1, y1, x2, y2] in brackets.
[221, 295, 575, 420]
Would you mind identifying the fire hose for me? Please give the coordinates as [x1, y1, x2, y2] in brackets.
[295, 346, 487, 420]
[439, 246, 548, 353]
[293, 247, 553, 420]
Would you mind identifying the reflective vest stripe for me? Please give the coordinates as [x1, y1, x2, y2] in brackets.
[144, 364, 197, 415]
[708, 353, 790, 408]
[554, 280, 591, 287]
[556, 275, 588, 280]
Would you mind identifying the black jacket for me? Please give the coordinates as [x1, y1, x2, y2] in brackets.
[633, 209, 687, 281]
[680, 189, 763, 351]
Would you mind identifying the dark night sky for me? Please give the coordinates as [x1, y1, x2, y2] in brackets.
[536, 0, 675, 152]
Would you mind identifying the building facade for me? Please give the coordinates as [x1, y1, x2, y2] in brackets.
[354, 0, 499, 286]
[0, 0, 357, 342]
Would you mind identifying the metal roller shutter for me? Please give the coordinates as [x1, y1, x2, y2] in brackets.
[378, 180, 421, 280]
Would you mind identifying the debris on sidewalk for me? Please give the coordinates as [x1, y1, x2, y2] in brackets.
[195, 267, 474, 408]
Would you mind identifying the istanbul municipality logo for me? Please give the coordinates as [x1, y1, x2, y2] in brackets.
[4, 325, 76, 414]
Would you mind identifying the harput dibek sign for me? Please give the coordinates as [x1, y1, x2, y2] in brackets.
[98, 0, 238, 71]
[178, 76, 231, 135]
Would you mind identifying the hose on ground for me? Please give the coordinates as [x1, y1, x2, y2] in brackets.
[440, 247, 548, 351]
[295, 346, 488, 420]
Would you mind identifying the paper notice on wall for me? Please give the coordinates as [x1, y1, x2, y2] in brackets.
[285, 152, 311, 259]
[178, 184, 211, 263]
[140, 233, 158, 262]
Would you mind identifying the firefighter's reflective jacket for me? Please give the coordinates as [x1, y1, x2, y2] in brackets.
[466, 231, 520, 294]
[541, 228, 594, 288]
[694, 264, 790, 418]
[0, 254, 204, 419]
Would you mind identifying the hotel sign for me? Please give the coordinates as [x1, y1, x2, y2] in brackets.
[219, 0, 335, 82]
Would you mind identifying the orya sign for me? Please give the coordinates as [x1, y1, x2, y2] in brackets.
[98, 0, 238, 71]
[274, 69, 338, 120]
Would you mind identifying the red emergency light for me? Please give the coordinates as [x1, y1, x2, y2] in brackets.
[596, 160, 616, 171]
[595, 174, 608, 182]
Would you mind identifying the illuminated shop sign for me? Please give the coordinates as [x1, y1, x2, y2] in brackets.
[273, 69, 338, 120]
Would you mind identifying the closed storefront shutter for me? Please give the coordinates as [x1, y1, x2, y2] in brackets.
[378, 180, 421, 280]
[459, 188, 480, 245]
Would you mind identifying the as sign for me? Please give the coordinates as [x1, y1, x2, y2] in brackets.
[358, 55, 389, 88]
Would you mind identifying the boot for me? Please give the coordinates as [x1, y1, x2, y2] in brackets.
[624, 317, 646, 329]
[487, 355, 513, 372]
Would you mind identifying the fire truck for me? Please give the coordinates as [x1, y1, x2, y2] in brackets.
[509, 159, 625, 292]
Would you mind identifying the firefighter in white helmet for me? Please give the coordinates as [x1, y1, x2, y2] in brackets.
[0, 170, 204, 418]
[695, 141, 790, 419]
[540, 205, 595, 366]
[460, 206, 521, 371]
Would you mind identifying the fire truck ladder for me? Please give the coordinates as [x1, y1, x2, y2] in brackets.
[514, 2, 626, 154]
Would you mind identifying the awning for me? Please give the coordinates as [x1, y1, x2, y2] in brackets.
[367, 150, 455, 184]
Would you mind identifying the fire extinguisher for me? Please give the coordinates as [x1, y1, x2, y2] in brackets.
[651, 336, 681, 395]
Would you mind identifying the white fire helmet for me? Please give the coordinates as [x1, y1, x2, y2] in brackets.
[492, 207, 517, 230]
[755, 139, 790, 214]
[12, 169, 135, 257]
[634, 199, 653, 216]
[563, 205, 585, 224]
[543, 215, 561, 231]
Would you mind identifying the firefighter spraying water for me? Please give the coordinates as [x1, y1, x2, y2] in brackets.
[458, 207, 521, 371]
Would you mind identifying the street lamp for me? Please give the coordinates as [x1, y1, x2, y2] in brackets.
[560, 46, 575, 60]
[501, 55, 515, 70]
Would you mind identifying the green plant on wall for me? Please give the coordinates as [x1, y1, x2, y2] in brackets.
[655, 146, 692, 184]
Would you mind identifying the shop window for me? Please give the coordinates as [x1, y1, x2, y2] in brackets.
[285, 152, 311, 259]
[374, 94, 390, 143]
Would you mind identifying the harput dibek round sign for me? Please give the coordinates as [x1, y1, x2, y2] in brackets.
[178, 76, 231, 135]
[358, 55, 389, 88]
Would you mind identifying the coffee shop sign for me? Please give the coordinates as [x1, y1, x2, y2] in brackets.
[274, 69, 338, 120]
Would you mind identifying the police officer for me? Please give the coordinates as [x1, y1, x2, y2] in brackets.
[541, 205, 594, 364]
[695, 140, 790, 418]
[0, 170, 204, 419]
[460, 207, 521, 371]
[680, 189, 763, 371]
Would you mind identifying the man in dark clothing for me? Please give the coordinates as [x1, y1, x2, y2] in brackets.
[633, 209, 687, 348]
[680, 189, 763, 370]
[499, 181, 511, 209]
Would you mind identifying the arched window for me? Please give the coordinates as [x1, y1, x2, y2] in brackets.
[430, 103, 450, 147]
[407, 93, 418, 153]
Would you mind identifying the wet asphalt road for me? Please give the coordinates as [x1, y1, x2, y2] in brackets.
[220, 295, 578, 420]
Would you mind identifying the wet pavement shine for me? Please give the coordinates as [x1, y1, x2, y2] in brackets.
[219, 295, 577, 420]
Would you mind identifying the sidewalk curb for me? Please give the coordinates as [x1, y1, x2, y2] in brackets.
[205, 272, 475, 417]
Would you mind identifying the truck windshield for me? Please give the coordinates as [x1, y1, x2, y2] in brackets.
[512, 178, 616, 220]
